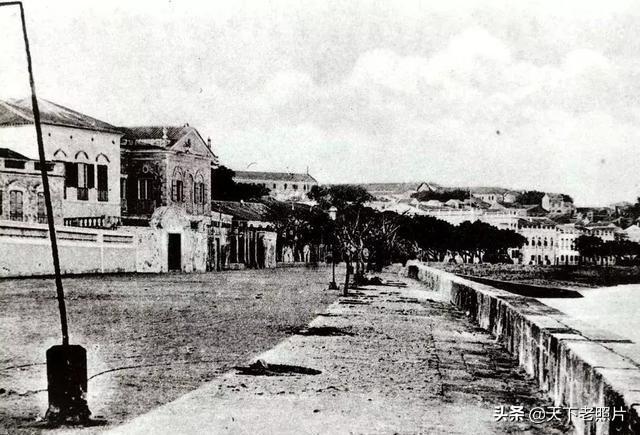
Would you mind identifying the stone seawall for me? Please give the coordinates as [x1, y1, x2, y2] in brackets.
[404, 260, 640, 435]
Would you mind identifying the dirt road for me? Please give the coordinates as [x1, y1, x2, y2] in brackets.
[0, 268, 337, 433]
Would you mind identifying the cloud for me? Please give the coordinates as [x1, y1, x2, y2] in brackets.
[3, 1, 640, 205]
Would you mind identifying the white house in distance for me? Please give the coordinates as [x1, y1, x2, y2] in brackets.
[623, 224, 640, 242]
[0, 98, 122, 220]
[233, 170, 318, 201]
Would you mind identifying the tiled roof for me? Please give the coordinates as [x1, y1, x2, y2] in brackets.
[120, 126, 190, 147]
[210, 200, 273, 222]
[518, 217, 558, 227]
[0, 148, 29, 160]
[0, 98, 120, 134]
[469, 186, 512, 194]
[234, 171, 317, 184]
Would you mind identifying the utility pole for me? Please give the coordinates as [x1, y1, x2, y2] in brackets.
[0, 1, 90, 423]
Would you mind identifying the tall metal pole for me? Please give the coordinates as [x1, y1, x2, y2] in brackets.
[2, 1, 69, 345]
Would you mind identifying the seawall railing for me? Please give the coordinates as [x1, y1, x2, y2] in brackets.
[403, 260, 640, 435]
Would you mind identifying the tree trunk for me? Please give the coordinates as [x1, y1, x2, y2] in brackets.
[343, 256, 351, 296]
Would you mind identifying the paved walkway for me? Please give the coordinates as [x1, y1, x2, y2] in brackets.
[103, 275, 569, 434]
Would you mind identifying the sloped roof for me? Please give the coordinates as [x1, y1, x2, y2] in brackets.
[526, 204, 549, 217]
[210, 200, 273, 222]
[360, 182, 443, 194]
[0, 98, 120, 134]
[120, 126, 190, 147]
[549, 213, 576, 224]
[121, 125, 218, 160]
[0, 148, 29, 160]
[234, 171, 317, 184]
[518, 217, 558, 227]
[470, 186, 512, 195]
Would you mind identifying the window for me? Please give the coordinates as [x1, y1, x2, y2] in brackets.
[97, 165, 108, 202]
[273, 183, 276, 189]
[120, 178, 127, 200]
[64, 162, 77, 199]
[284, 183, 288, 189]
[37, 192, 46, 223]
[292, 184, 298, 190]
[138, 179, 152, 200]
[76, 162, 93, 201]
[4, 159, 25, 169]
[9, 190, 23, 221]
[194, 182, 206, 204]
[171, 179, 184, 202]
[34, 162, 55, 172]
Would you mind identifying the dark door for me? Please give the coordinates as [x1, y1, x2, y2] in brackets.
[249, 231, 256, 268]
[216, 238, 221, 271]
[257, 235, 265, 268]
[168, 233, 181, 271]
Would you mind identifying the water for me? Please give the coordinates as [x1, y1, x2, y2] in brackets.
[539, 284, 640, 343]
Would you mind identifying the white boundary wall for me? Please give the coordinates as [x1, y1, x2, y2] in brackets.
[0, 220, 136, 277]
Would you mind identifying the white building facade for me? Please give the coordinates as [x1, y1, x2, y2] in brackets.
[0, 99, 123, 220]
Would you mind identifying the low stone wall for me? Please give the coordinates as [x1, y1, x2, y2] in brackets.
[404, 260, 640, 435]
[0, 220, 136, 277]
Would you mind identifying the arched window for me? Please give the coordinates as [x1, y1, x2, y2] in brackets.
[171, 168, 184, 202]
[37, 191, 46, 223]
[194, 174, 206, 205]
[9, 189, 23, 221]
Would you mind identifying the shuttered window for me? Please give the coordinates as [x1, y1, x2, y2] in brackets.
[65, 162, 77, 187]
[138, 179, 151, 200]
[97, 165, 108, 201]
[9, 190, 23, 221]
[37, 192, 46, 223]
[171, 179, 184, 202]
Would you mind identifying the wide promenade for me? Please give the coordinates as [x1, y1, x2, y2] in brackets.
[1, 268, 568, 434]
[0, 268, 336, 433]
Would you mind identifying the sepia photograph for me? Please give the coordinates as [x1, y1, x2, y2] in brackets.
[1, 0, 640, 433]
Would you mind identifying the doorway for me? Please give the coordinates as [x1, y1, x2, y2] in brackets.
[168, 233, 182, 271]
[216, 238, 221, 271]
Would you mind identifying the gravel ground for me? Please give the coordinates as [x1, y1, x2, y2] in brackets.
[106, 274, 570, 435]
[0, 267, 337, 434]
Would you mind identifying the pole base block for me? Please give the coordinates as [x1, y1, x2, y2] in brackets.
[44, 345, 91, 425]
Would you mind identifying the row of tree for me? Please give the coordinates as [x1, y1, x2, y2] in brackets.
[575, 235, 640, 265]
[304, 185, 527, 293]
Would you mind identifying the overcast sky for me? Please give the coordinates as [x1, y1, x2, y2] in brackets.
[1, 0, 640, 205]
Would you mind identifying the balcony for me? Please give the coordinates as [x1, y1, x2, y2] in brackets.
[64, 215, 122, 229]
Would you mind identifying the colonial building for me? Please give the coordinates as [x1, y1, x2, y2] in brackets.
[514, 218, 558, 265]
[119, 125, 218, 222]
[0, 148, 64, 224]
[542, 193, 575, 216]
[0, 99, 123, 221]
[583, 222, 618, 242]
[470, 188, 516, 205]
[210, 200, 277, 269]
[555, 224, 582, 265]
[233, 171, 317, 201]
